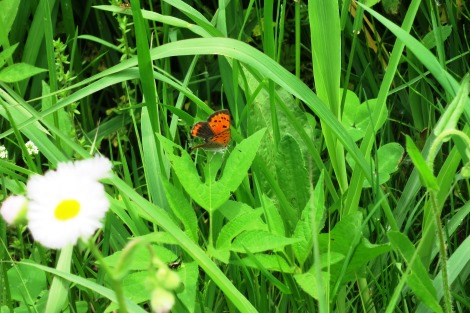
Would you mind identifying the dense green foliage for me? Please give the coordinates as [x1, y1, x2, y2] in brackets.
[1, 0, 469, 312]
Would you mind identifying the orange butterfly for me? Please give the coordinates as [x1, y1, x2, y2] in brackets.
[191, 109, 231, 151]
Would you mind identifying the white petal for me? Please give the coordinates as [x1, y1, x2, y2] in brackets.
[0, 195, 28, 224]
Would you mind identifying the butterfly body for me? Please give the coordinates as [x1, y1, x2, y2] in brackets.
[191, 109, 231, 151]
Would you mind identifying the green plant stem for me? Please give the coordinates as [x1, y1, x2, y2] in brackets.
[357, 277, 376, 313]
[89, 240, 128, 313]
[424, 129, 470, 313]
[45, 245, 73, 313]
[429, 190, 452, 313]
[208, 159, 214, 247]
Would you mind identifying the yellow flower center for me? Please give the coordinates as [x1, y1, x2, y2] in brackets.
[54, 199, 80, 221]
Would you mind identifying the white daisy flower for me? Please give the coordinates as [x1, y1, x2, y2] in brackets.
[0, 145, 8, 159]
[26, 155, 112, 249]
[0, 195, 28, 225]
[25, 140, 39, 155]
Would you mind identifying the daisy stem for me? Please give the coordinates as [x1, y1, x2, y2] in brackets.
[89, 239, 128, 313]
[208, 158, 213, 247]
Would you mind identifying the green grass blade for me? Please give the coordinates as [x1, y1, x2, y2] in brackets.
[308, 0, 348, 193]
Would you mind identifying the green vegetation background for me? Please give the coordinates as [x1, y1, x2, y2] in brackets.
[0, 0, 469, 312]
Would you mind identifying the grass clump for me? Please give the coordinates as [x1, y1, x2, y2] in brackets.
[1, 1, 469, 312]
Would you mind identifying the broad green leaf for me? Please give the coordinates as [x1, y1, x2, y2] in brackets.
[240, 250, 292, 294]
[347, 142, 404, 187]
[207, 245, 231, 264]
[161, 179, 198, 242]
[7, 261, 47, 305]
[365, 142, 404, 187]
[231, 230, 301, 253]
[216, 210, 266, 250]
[0, 43, 18, 68]
[174, 262, 199, 313]
[219, 200, 257, 220]
[388, 231, 443, 313]
[102, 244, 177, 271]
[405, 136, 439, 191]
[292, 195, 321, 267]
[294, 249, 357, 300]
[294, 271, 329, 300]
[275, 134, 310, 213]
[247, 81, 318, 196]
[341, 89, 364, 141]
[292, 172, 325, 267]
[376, 143, 404, 174]
[159, 129, 266, 211]
[261, 194, 286, 237]
[0, 0, 20, 36]
[342, 92, 388, 142]
[316, 252, 345, 269]
[318, 213, 391, 285]
[382, 0, 401, 14]
[422, 25, 453, 50]
[0, 63, 47, 83]
[121, 271, 150, 304]
[239, 254, 294, 273]
[219, 128, 266, 193]
[74, 301, 88, 313]
[342, 238, 391, 281]
[293, 171, 325, 266]
[354, 99, 387, 137]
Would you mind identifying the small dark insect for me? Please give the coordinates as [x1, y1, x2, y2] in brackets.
[168, 257, 182, 270]
[118, 0, 131, 9]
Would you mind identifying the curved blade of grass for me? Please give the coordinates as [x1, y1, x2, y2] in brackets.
[21, 262, 147, 313]
[44, 246, 73, 313]
[93, 5, 213, 38]
[141, 107, 168, 208]
[162, 0, 223, 37]
[130, 0, 170, 211]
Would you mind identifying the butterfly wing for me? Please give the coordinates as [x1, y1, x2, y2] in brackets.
[207, 109, 230, 135]
[191, 121, 214, 139]
[191, 109, 231, 151]
[192, 129, 231, 151]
